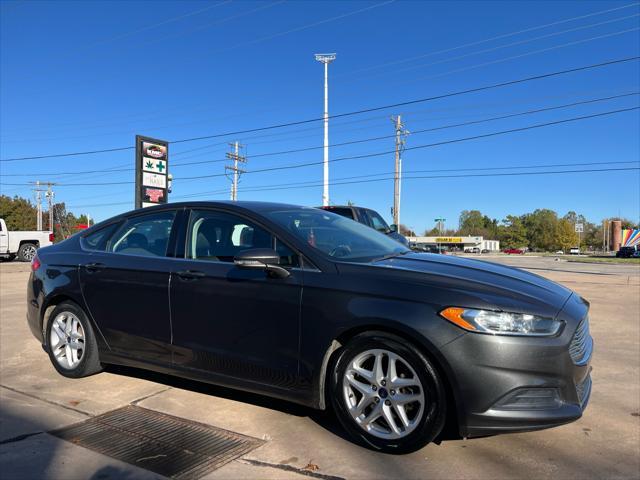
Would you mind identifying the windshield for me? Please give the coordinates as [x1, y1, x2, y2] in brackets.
[266, 208, 410, 262]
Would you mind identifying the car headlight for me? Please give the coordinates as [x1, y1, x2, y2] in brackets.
[440, 307, 562, 336]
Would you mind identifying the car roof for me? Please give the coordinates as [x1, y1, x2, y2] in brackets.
[121, 200, 310, 216]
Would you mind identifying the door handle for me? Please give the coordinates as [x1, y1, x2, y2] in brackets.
[176, 270, 205, 280]
[83, 262, 105, 272]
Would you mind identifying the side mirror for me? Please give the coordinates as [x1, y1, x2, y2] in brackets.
[389, 224, 398, 233]
[233, 248, 290, 279]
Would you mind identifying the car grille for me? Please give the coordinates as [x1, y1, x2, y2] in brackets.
[576, 374, 592, 406]
[569, 317, 592, 365]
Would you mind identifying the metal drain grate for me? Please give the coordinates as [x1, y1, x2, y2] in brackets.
[50, 405, 265, 479]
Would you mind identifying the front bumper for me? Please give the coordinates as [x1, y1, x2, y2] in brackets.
[441, 293, 593, 438]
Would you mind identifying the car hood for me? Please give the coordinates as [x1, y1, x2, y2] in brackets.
[341, 252, 574, 318]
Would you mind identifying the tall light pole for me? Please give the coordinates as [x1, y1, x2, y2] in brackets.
[315, 53, 336, 207]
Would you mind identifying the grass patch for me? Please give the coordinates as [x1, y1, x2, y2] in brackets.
[566, 256, 640, 264]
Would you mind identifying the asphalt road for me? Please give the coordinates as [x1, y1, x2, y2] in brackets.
[1, 259, 638, 479]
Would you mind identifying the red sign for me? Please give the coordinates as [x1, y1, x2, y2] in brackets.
[145, 188, 164, 202]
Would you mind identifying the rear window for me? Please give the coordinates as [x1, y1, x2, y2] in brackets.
[81, 223, 120, 251]
[323, 207, 354, 219]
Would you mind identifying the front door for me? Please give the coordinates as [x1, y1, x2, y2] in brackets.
[79, 210, 177, 363]
[169, 208, 301, 390]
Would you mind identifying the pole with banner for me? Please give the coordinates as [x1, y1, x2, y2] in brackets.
[135, 135, 170, 209]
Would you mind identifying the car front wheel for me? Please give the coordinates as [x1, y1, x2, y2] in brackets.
[46, 301, 102, 378]
[330, 332, 446, 453]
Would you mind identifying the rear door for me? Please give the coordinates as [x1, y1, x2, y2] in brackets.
[79, 209, 178, 363]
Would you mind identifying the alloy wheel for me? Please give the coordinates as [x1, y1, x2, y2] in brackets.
[342, 348, 425, 439]
[22, 245, 36, 261]
[49, 312, 85, 369]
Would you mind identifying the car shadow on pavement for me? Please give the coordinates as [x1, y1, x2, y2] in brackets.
[103, 364, 356, 444]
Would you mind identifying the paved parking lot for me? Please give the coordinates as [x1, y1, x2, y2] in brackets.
[1, 258, 639, 479]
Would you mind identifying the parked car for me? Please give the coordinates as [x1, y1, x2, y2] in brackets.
[503, 248, 525, 255]
[555, 250, 564, 255]
[616, 246, 637, 258]
[0, 218, 53, 262]
[481, 249, 490, 254]
[569, 247, 580, 255]
[317, 205, 409, 246]
[28, 202, 592, 453]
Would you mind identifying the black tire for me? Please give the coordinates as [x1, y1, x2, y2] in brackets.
[17, 243, 37, 262]
[45, 301, 102, 378]
[329, 332, 446, 453]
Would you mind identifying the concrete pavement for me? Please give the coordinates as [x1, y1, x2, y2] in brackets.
[1, 260, 638, 479]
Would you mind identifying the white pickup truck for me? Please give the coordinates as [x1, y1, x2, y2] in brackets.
[0, 218, 53, 262]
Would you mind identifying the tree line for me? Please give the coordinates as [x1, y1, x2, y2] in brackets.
[422, 209, 639, 251]
[2, 194, 638, 251]
[0, 195, 91, 241]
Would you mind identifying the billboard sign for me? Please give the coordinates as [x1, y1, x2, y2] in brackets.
[135, 135, 169, 209]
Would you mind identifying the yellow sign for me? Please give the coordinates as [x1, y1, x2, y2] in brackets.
[435, 237, 462, 243]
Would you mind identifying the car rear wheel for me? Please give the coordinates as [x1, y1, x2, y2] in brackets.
[17, 243, 37, 262]
[46, 302, 102, 378]
[330, 332, 446, 453]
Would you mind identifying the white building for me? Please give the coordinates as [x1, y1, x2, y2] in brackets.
[407, 235, 500, 252]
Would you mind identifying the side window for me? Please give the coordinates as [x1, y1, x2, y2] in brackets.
[187, 210, 273, 262]
[81, 223, 120, 251]
[109, 211, 175, 257]
[366, 210, 390, 233]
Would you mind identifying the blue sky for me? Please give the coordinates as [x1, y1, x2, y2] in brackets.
[1, 0, 639, 232]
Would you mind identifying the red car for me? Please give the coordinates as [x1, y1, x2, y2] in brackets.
[503, 248, 525, 255]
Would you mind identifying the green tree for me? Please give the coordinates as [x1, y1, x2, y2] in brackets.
[498, 215, 528, 249]
[0, 195, 38, 230]
[556, 218, 579, 251]
[458, 210, 484, 235]
[523, 209, 559, 251]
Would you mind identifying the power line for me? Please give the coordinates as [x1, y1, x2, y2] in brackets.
[4, 106, 637, 187]
[1, 55, 637, 162]
[174, 106, 639, 181]
[5, 89, 636, 178]
[402, 27, 640, 86]
[182, 160, 640, 195]
[3, 1, 631, 141]
[64, 165, 640, 209]
[208, 167, 640, 193]
[168, 56, 640, 144]
[51, 159, 640, 206]
[346, 13, 640, 81]
[337, 1, 640, 77]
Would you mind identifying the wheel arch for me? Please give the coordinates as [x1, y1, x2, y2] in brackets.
[41, 294, 83, 339]
[318, 324, 464, 439]
[19, 239, 40, 248]
[40, 293, 109, 351]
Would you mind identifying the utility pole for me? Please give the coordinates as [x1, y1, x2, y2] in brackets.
[225, 141, 246, 201]
[315, 53, 336, 206]
[391, 115, 409, 228]
[45, 183, 55, 232]
[32, 181, 57, 231]
[33, 182, 43, 231]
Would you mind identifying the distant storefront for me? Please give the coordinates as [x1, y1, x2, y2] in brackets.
[406, 235, 500, 252]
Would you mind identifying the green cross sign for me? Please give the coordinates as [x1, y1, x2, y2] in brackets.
[156, 161, 165, 172]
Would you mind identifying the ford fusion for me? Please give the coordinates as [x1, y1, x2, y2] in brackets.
[27, 202, 592, 453]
